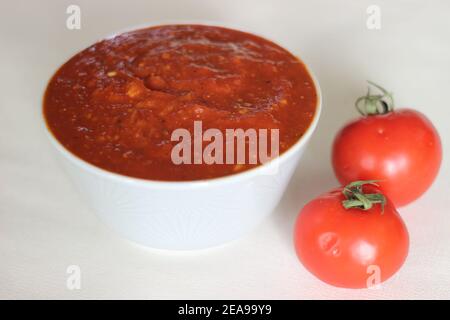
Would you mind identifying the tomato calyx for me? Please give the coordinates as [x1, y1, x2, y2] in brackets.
[342, 180, 386, 213]
[355, 81, 394, 116]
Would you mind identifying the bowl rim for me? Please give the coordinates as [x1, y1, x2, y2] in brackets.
[41, 21, 322, 189]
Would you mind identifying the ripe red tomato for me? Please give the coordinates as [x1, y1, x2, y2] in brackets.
[332, 82, 442, 207]
[294, 181, 409, 289]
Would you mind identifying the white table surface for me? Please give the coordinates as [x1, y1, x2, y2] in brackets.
[1, 0, 449, 299]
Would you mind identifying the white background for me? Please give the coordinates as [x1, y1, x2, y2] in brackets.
[1, 0, 449, 299]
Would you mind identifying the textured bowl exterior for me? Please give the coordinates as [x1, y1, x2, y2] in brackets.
[55, 145, 306, 250]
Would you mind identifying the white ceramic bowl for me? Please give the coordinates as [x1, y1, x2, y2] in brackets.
[42, 25, 322, 250]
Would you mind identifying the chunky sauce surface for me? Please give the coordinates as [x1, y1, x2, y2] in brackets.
[44, 25, 317, 181]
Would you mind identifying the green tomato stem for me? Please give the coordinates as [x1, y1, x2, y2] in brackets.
[355, 81, 395, 116]
[341, 180, 386, 213]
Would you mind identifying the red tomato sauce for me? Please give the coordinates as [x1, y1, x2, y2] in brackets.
[44, 25, 317, 181]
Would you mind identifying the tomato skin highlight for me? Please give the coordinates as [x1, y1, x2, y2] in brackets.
[332, 109, 442, 207]
[294, 186, 409, 288]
